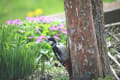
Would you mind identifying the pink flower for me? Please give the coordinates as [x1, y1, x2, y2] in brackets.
[26, 16, 56, 23]
[55, 34, 60, 36]
[59, 24, 64, 27]
[26, 17, 42, 22]
[19, 30, 24, 33]
[51, 17, 56, 20]
[49, 26, 58, 30]
[54, 36, 60, 40]
[35, 27, 41, 33]
[56, 24, 65, 30]
[36, 36, 48, 42]
[57, 25, 63, 30]
[33, 17, 39, 21]
[35, 27, 39, 30]
[6, 20, 13, 24]
[12, 19, 20, 24]
[40, 16, 54, 23]
[6, 19, 23, 25]
[61, 29, 67, 34]
[26, 17, 31, 20]
[13, 19, 20, 22]
[39, 16, 45, 20]
[36, 38, 42, 42]
[45, 19, 51, 23]
[28, 36, 34, 39]
[26, 17, 34, 21]
[17, 22, 23, 25]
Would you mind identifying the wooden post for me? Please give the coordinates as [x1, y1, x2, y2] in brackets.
[64, 0, 103, 80]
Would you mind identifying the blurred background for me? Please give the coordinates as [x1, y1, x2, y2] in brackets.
[0, 0, 64, 24]
[0, 0, 119, 24]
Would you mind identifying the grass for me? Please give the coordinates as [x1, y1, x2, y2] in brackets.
[103, 0, 116, 2]
[0, 25, 40, 80]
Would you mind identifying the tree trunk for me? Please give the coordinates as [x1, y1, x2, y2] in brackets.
[91, 0, 111, 76]
[64, 0, 111, 80]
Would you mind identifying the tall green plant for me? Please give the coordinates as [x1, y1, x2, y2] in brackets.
[0, 25, 40, 80]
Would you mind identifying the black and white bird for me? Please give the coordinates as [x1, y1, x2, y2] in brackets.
[47, 37, 69, 65]
[47, 37, 72, 77]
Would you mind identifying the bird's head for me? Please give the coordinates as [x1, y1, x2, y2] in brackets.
[47, 37, 56, 45]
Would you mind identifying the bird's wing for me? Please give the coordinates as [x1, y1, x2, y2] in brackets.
[56, 43, 69, 61]
[52, 46, 63, 63]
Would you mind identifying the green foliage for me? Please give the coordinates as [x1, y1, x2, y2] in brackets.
[0, 25, 40, 80]
[98, 75, 114, 80]
[103, 0, 116, 2]
[55, 76, 69, 80]
[0, 17, 68, 79]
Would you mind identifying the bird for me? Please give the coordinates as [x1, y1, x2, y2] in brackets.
[47, 37, 72, 77]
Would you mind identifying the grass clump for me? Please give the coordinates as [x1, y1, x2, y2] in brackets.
[0, 25, 40, 80]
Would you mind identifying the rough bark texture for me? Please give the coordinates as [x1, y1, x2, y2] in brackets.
[64, 0, 103, 80]
[91, 0, 111, 76]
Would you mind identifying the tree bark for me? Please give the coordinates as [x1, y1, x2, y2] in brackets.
[64, 0, 103, 80]
[64, 0, 111, 80]
[91, 0, 111, 76]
